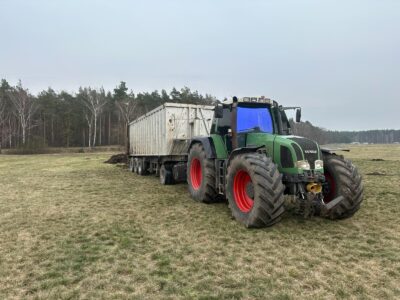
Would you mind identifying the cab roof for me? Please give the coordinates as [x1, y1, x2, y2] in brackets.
[222, 96, 278, 106]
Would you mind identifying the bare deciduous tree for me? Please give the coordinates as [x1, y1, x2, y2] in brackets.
[116, 94, 138, 125]
[116, 93, 138, 152]
[81, 87, 107, 147]
[9, 82, 36, 145]
[0, 97, 5, 126]
[0, 96, 5, 151]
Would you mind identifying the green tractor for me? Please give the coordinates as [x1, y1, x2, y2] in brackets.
[187, 96, 364, 227]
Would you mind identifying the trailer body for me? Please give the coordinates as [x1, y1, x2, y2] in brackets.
[128, 103, 214, 179]
[129, 103, 214, 156]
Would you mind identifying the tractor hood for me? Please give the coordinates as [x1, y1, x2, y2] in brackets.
[237, 132, 323, 174]
[272, 135, 323, 174]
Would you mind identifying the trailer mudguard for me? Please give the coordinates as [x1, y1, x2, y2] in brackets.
[188, 137, 216, 158]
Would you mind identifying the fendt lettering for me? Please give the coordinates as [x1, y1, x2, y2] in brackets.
[305, 150, 317, 154]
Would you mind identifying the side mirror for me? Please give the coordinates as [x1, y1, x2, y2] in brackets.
[296, 108, 301, 123]
[214, 104, 223, 118]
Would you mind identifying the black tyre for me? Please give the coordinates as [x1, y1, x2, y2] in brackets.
[187, 143, 217, 203]
[133, 158, 139, 174]
[128, 157, 135, 172]
[160, 164, 174, 185]
[226, 153, 285, 228]
[137, 159, 147, 175]
[322, 154, 364, 219]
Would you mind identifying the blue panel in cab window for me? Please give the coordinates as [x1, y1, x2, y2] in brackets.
[237, 107, 273, 133]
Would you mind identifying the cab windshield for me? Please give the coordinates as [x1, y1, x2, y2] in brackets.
[237, 106, 274, 133]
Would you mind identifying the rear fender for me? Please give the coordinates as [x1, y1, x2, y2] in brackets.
[320, 147, 350, 156]
[188, 137, 216, 159]
[227, 146, 265, 167]
[321, 147, 350, 159]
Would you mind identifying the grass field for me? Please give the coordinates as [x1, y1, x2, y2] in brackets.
[0, 145, 399, 299]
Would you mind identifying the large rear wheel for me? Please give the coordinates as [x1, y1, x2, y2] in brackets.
[226, 153, 285, 228]
[322, 154, 364, 219]
[187, 143, 217, 203]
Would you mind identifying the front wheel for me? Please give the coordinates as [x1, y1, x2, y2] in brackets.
[322, 154, 364, 219]
[187, 143, 217, 203]
[226, 153, 285, 228]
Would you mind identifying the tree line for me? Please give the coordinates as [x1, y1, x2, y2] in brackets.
[290, 120, 400, 145]
[0, 80, 217, 151]
[0, 78, 398, 152]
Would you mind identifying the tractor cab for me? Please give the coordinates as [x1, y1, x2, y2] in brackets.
[212, 97, 279, 152]
[211, 97, 314, 175]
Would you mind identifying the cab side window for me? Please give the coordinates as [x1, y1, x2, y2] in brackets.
[216, 108, 231, 135]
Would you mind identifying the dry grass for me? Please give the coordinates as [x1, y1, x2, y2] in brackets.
[0, 145, 399, 299]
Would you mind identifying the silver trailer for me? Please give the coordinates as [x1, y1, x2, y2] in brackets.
[128, 103, 215, 183]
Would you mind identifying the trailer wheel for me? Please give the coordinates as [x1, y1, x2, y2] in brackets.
[226, 153, 285, 228]
[187, 143, 217, 203]
[137, 159, 148, 175]
[160, 164, 174, 185]
[128, 157, 135, 172]
[322, 154, 364, 219]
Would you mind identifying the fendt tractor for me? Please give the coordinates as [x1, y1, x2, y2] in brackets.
[128, 97, 364, 227]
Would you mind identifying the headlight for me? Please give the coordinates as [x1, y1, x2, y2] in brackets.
[295, 160, 310, 170]
[314, 160, 324, 169]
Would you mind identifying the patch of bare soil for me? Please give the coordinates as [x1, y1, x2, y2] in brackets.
[366, 171, 386, 176]
[104, 153, 127, 164]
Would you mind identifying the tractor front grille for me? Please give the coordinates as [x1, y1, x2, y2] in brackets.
[291, 143, 303, 161]
[289, 137, 320, 169]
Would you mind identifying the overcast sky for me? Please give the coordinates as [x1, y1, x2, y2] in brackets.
[1, 0, 399, 130]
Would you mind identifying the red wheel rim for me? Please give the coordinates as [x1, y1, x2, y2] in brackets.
[324, 172, 336, 203]
[233, 170, 254, 213]
[190, 158, 202, 190]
